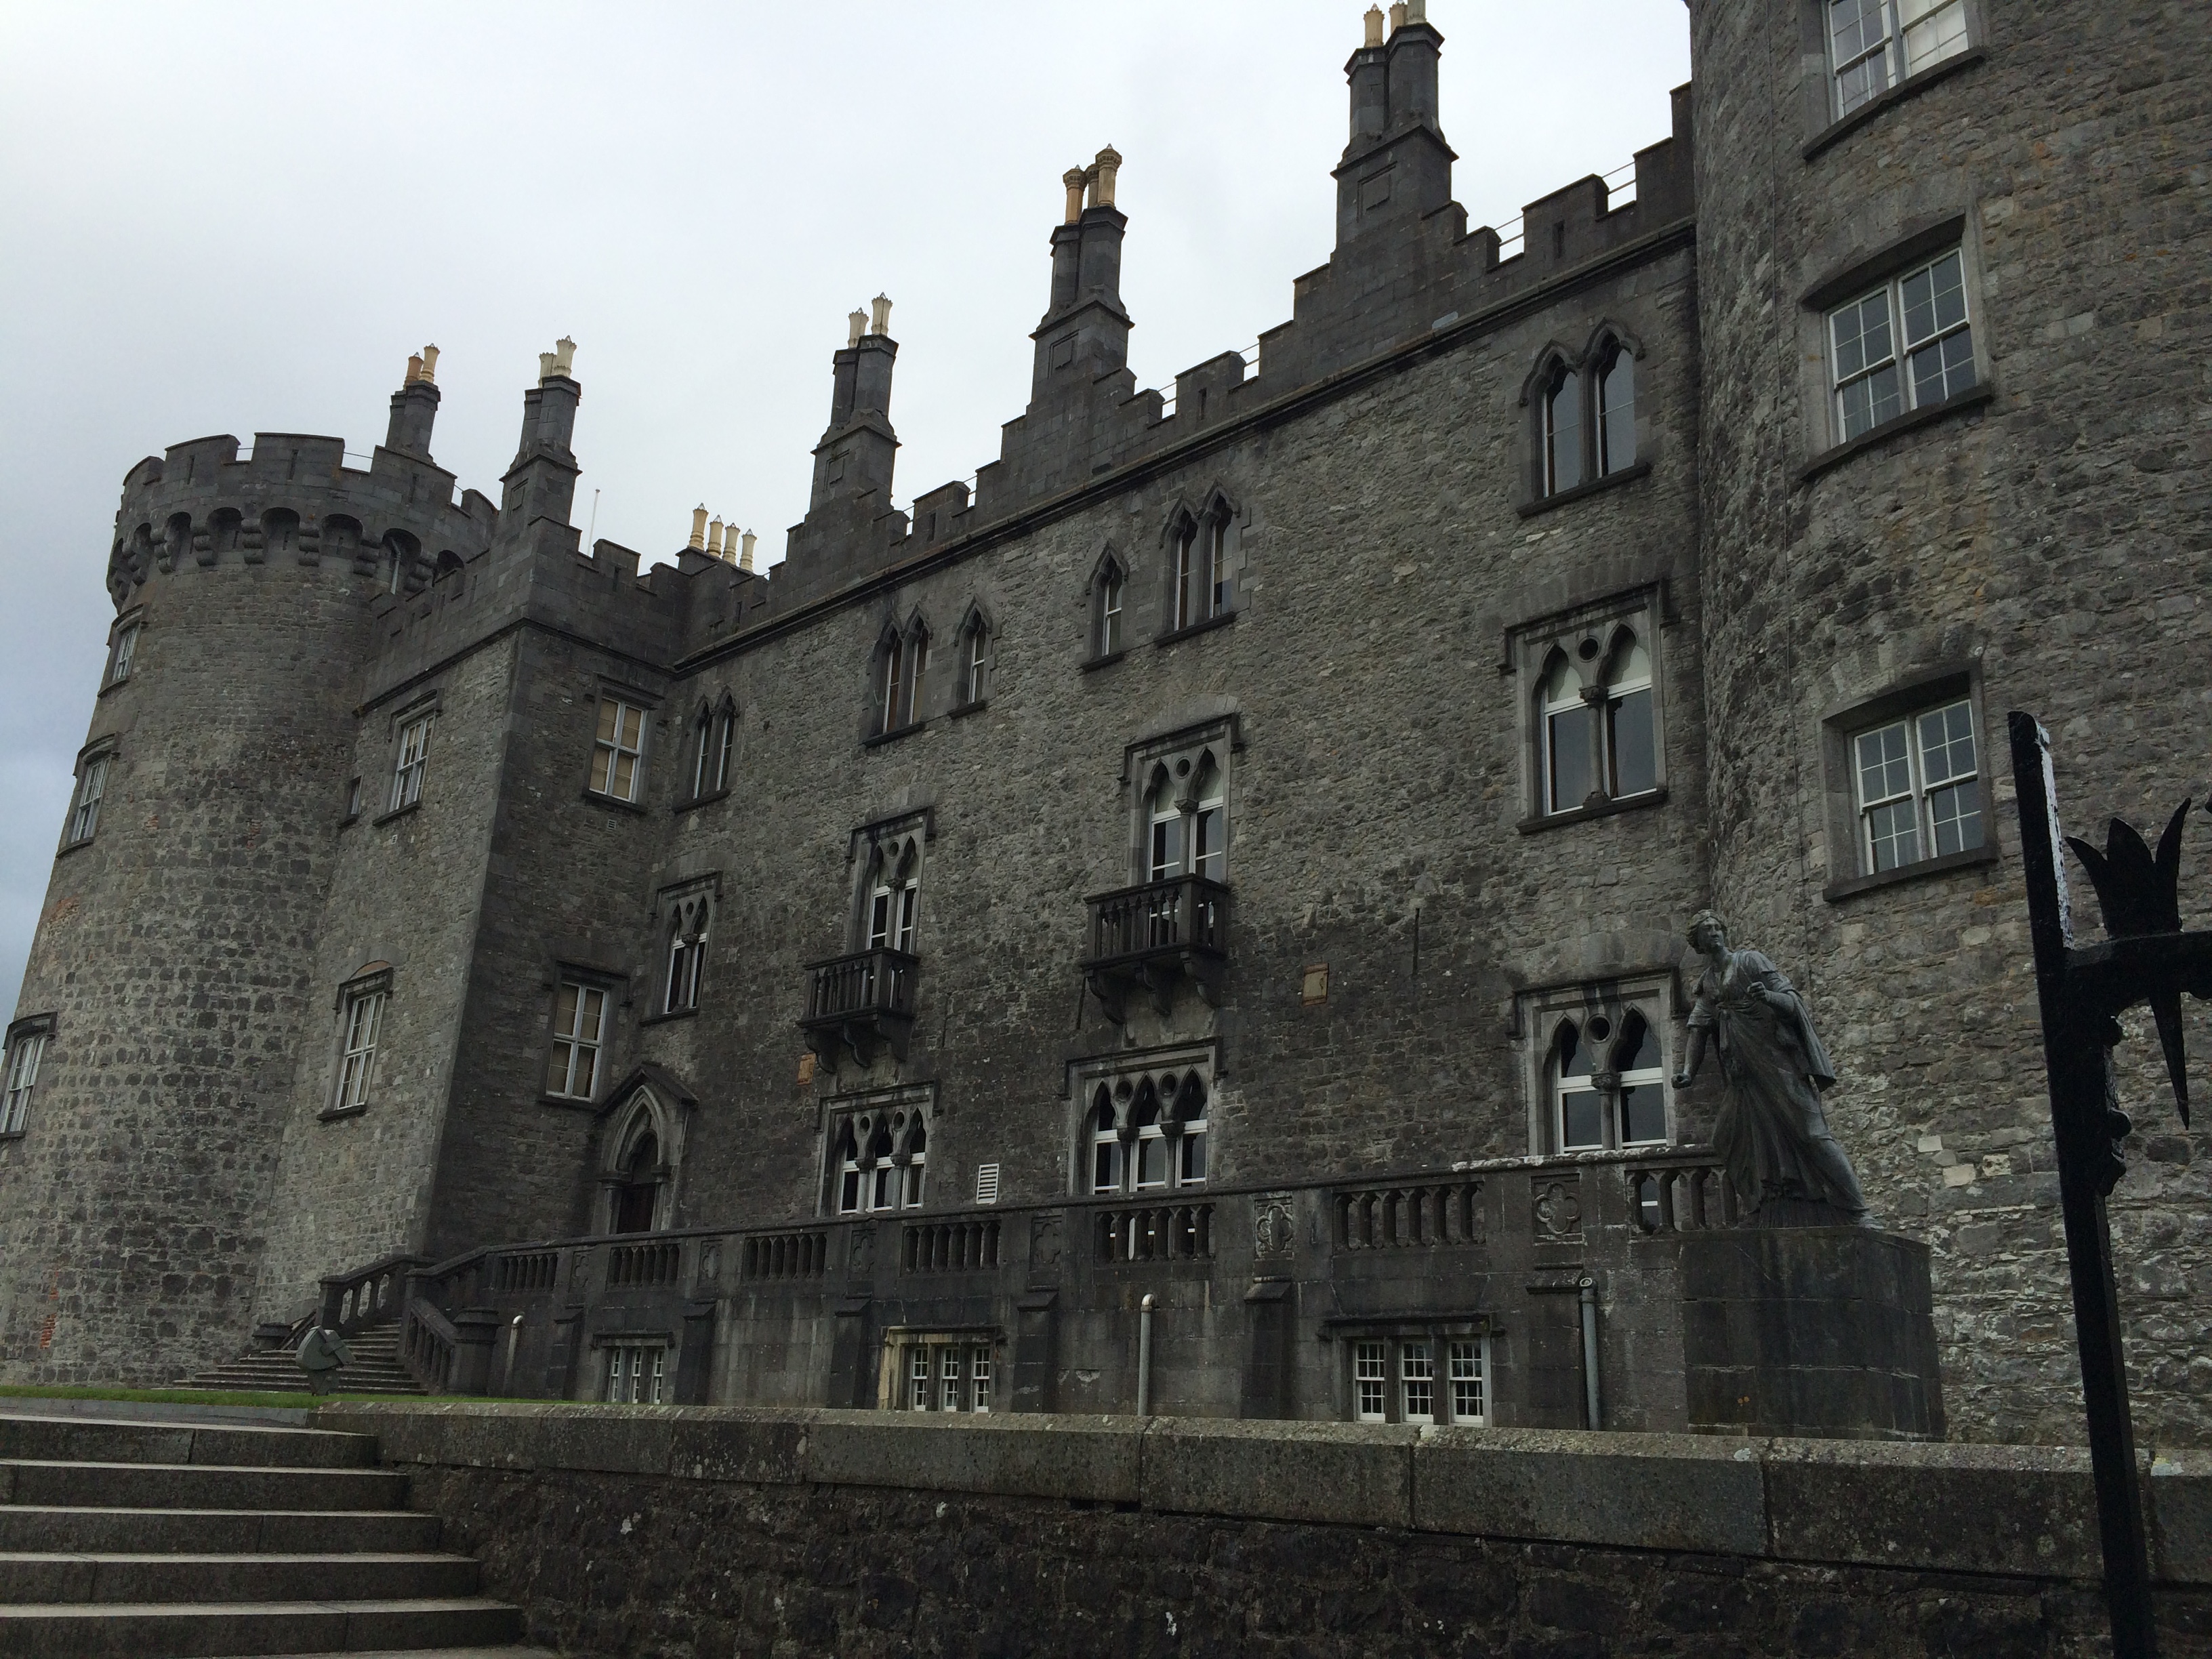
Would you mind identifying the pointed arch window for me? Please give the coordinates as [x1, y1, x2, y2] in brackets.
[689, 698, 735, 802]
[832, 1099, 930, 1214]
[1147, 754, 1227, 884]
[1542, 363, 1584, 495]
[1521, 981, 1675, 1155]
[955, 611, 990, 708]
[1094, 558, 1126, 659]
[1518, 597, 1666, 823]
[1074, 1057, 1212, 1197]
[605, 1093, 672, 1233]
[876, 619, 930, 735]
[1171, 504, 1231, 633]
[1597, 344, 1637, 476]
[663, 891, 710, 1015]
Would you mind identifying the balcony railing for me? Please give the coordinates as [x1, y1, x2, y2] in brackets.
[1624, 1156, 1738, 1233]
[902, 1218, 1002, 1273]
[800, 947, 920, 1067]
[743, 1231, 828, 1281]
[1095, 1201, 1214, 1264]
[1081, 875, 1231, 1020]
[1333, 1179, 1486, 1251]
[607, 1239, 682, 1288]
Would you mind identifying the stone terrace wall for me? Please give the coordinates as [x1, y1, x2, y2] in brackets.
[323, 1401, 2212, 1658]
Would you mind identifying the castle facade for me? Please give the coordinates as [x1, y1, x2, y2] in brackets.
[3, 0, 2206, 1443]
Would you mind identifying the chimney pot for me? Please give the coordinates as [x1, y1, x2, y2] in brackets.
[1388, 1, 1407, 29]
[1063, 168, 1088, 224]
[847, 309, 867, 347]
[1090, 146, 1122, 209]
[405, 353, 424, 386]
[689, 504, 709, 551]
[538, 352, 558, 382]
[419, 344, 439, 382]
[708, 516, 724, 555]
[1406, 0, 1425, 19]
[1364, 4, 1385, 45]
[870, 293, 893, 336]
[553, 336, 577, 376]
[739, 529, 757, 573]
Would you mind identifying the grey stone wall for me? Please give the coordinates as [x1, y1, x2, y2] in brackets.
[320, 1401, 2212, 1658]
[1687, 0, 2212, 1445]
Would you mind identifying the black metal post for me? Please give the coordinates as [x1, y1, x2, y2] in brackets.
[2008, 712, 2158, 1657]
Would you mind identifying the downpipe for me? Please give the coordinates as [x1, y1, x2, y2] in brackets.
[1579, 1276, 1601, 1430]
[1137, 1292, 1156, 1416]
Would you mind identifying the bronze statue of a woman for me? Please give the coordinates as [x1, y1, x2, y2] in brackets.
[1673, 909, 1872, 1226]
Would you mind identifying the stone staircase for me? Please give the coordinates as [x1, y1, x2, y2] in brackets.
[190, 1325, 429, 1397]
[0, 1410, 542, 1656]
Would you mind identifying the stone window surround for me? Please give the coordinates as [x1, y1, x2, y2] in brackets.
[377, 690, 439, 825]
[58, 737, 118, 856]
[1818, 660, 2001, 903]
[584, 679, 659, 811]
[1321, 1317, 1494, 1426]
[676, 692, 739, 811]
[99, 608, 144, 695]
[1153, 486, 1246, 643]
[1517, 325, 1647, 514]
[842, 808, 933, 956]
[1505, 584, 1671, 832]
[868, 609, 933, 743]
[644, 874, 718, 1024]
[1798, 0, 1987, 159]
[1513, 972, 1683, 1158]
[878, 1326, 1004, 1412]
[593, 1333, 672, 1405]
[817, 1081, 937, 1218]
[321, 962, 394, 1122]
[539, 961, 626, 1109]
[1067, 1040, 1218, 1200]
[949, 600, 994, 715]
[1083, 544, 1128, 668]
[1120, 715, 1241, 886]
[0, 1013, 56, 1140]
[1797, 211, 1993, 474]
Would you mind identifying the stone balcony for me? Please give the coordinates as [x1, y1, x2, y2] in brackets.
[799, 946, 919, 1067]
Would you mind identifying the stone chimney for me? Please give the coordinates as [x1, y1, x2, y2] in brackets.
[1334, 2, 1454, 249]
[1030, 146, 1132, 404]
[384, 344, 442, 455]
[500, 339, 582, 532]
[808, 303, 901, 512]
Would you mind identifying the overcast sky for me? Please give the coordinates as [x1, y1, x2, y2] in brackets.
[0, 2, 1691, 1009]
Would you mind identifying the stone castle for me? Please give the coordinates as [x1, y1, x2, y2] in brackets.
[3, 0, 2205, 1445]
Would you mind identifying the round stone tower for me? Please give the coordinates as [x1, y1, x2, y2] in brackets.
[1687, 0, 2212, 1442]
[0, 361, 493, 1383]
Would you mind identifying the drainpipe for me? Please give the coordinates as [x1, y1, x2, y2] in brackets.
[503, 1313, 523, 1395]
[1137, 1293, 1156, 1416]
[1578, 1277, 1601, 1430]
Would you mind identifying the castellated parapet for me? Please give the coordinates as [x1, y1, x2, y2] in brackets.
[2, 0, 2206, 1453]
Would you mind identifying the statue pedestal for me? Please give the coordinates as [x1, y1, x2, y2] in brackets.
[1678, 1227, 1944, 1441]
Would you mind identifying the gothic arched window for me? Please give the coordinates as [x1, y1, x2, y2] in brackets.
[663, 892, 710, 1015]
[1542, 362, 1583, 495]
[1597, 343, 1636, 476]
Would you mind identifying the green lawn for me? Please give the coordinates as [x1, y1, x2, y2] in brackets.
[0, 1383, 535, 1409]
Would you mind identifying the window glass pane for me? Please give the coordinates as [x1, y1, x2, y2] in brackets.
[1448, 1341, 1483, 1423]
[1179, 1128, 1206, 1183]
[1599, 352, 1635, 475]
[611, 750, 637, 800]
[1929, 778, 1984, 857]
[1355, 1343, 1388, 1421]
[1560, 1088, 1604, 1150]
[1832, 291, 1891, 381]
[1620, 1083, 1668, 1145]
[1545, 373, 1583, 493]
[970, 1349, 992, 1413]
[1609, 688, 1656, 798]
[1149, 812, 1183, 881]
[1614, 1014, 1661, 1076]
[1547, 705, 1595, 812]
[1900, 0, 1968, 73]
[1557, 1021, 1586, 1080]
[596, 700, 619, 745]
[1866, 798, 1921, 872]
[1856, 722, 1912, 804]
[911, 1347, 931, 1410]
[941, 1348, 962, 1412]
[1093, 1138, 1119, 1193]
[1917, 701, 1977, 785]
[1136, 1135, 1167, 1189]
[1401, 1343, 1435, 1425]
[1193, 806, 1225, 883]
[1910, 327, 1976, 407]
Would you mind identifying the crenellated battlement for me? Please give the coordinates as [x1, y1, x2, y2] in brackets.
[108, 428, 497, 611]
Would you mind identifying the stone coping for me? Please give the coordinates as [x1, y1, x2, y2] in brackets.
[314, 1401, 2210, 1589]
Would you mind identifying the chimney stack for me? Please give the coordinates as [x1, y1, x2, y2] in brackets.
[808, 302, 901, 513]
[385, 343, 443, 455]
[1030, 148, 1134, 403]
[1336, 1, 1452, 247]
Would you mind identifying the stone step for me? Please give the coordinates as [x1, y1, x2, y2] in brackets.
[0, 1553, 478, 1606]
[0, 1507, 443, 1555]
[0, 1462, 410, 1513]
[0, 1595, 520, 1657]
[0, 1418, 373, 1471]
